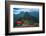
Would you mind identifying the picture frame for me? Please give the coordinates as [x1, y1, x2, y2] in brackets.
[5, 1, 45, 35]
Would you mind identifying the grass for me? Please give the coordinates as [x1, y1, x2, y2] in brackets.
[14, 19, 39, 27]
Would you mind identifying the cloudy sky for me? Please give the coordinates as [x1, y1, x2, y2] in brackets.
[13, 8, 39, 14]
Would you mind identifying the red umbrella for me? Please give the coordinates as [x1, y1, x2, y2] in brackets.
[16, 21, 23, 24]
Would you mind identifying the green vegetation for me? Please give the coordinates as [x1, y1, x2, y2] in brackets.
[13, 11, 39, 27]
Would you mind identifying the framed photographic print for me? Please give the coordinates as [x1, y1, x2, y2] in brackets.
[5, 1, 45, 35]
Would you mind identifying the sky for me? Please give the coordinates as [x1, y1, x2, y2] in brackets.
[13, 8, 39, 14]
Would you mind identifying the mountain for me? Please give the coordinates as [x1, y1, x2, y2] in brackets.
[29, 10, 39, 17]
[13, 11, 39, 23]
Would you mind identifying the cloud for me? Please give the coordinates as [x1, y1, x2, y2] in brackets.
[13, 8, 39, 14]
